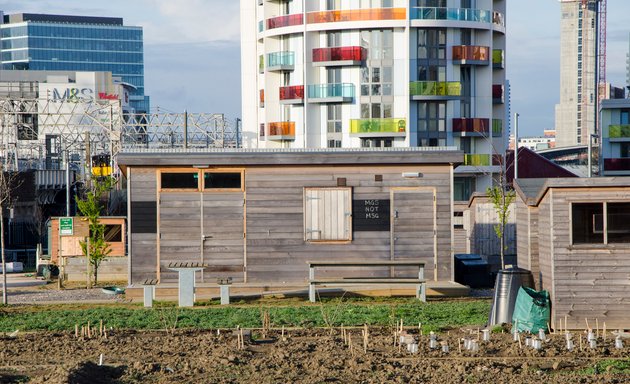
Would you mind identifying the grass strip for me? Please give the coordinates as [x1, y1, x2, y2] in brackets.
[0, 299, 490, 332]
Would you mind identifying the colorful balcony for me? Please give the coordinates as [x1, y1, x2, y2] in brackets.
[604, 158, 630, 173]
[464, 154, 491, 167]
[492, 119, 503, 137]
[258, 20, 264, 32]
[266, 14, 303, 30]
[267, 51, 295, 71]
[493, 49, 505, 69]
[259, 123, 265, 140]
[492, 11, 505, 27]
[312, 46, 366, 66]
[307, 8, 406, 24]
[259, 89, 265, 108]
[409, 81, 461, 100]
[452, 118, 490, 136]
[349, 118, 406, 137]
[492, 84, 504, 104]
[267, 122, 296, 141]
[279, 85, 304, 104]
[259, 55, 264, 73]
[452, 45, 490, 65]
[307, 83, 355, 103]
[608, 125, 630, 141]
[411, 7, 492, 23]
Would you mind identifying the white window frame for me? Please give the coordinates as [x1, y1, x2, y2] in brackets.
[304, 187, 352, 242]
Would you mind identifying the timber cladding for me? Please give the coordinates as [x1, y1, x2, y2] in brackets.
[120, 150, 459, 287]
[515, 178, 630, 330]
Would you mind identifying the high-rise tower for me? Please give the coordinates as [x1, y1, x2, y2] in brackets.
[241, 0, 507, 200]
[555, 0, 599, 147]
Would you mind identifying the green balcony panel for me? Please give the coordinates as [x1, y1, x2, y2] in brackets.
[464, 154, 491, 167]
[307, 83, 355, 101]
[492, 49, 504, 69]
[492, 119, 503, 137]
[608, 125, 630, 139]
[259, 55, 264, 73]
[409, 81, 461, 97]
[350, 118, 407, 136]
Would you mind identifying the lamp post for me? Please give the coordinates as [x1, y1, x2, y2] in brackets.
[588, 133, 599, 178]
[514, 113, 519, 180]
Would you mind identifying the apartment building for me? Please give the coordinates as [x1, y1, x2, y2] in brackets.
[241, 0, 507, 201]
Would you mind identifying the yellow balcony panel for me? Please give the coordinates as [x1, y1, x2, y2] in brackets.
[350, 118, 407, 137]
[410, 81, 461, 100]
[267, 122, 296, 141]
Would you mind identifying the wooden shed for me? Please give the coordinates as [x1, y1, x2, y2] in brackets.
[514, 178, 630, 329]
[117, 148, 462, 290]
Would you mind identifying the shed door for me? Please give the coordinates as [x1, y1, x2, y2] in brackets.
[391, 189, 437, 280]
[201, 192, 245, 283]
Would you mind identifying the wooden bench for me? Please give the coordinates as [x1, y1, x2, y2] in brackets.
[308, 260, 426, 303]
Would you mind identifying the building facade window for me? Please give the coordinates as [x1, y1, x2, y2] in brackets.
[304, 187, 352, 241]
[572, 202, 630, 244]
[361, 138, 392, 147]
[417, 101, 447, 146]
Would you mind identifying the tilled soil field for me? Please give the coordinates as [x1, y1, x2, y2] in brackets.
[0, 327, 629, 383]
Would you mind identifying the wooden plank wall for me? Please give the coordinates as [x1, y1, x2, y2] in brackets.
[470, 201, 516, 258]
[244, 165, 453, 283]
[516, 200, 540, 289]
[129, 168, 157, 284]
[546, 188, 630, 329]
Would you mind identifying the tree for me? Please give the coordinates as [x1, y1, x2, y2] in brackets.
[487, 179, 515, 271]
[76, 176, 115, 286]
[0, 168, 21, 304]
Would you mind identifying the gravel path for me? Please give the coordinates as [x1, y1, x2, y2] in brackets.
[7, 287, 123, 304]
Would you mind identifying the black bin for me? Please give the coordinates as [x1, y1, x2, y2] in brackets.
[454, 254, 482, 282]
[460, 260, 491, 288]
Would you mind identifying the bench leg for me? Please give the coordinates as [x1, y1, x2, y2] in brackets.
[309, 283, 316, 303]
[417, 282, 426, 302]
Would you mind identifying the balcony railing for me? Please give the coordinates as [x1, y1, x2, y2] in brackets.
[312, 46, 366, 65]
[492, 84, 504, 104]
[267, 14, 303, 30]
[307, 8, 406, 24]
[350, 118, 407, 136]
[604, 158, 630, 172]
[409, 81, 461, 98]
[452, 118, 490, 136]
[452, 45, 490, 65]
[492, 119, 502, 137]
[259, 55, 264, 73]
[307, 83, 355, 102]
[258, 20, 264, 32]
[267, 51, 295, 71]
[411, 7, 492, 23]
[608, 125, 630, 139]
[464, 154, 491, 167]
[279, 85, 304, 104]
[493, 49, 505, 69]
[268, 122, 296, 140]
[492, 11, 505, 27]
[259, 89, 265, 108]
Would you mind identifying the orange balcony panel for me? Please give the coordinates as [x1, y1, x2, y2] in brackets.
[268, 122, 296, 140]
[452, 45, 490, 65]
[259, 89, 265, 108]
[306, 8, 406, 24]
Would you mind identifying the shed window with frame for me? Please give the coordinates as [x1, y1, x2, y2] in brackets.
[571, 202, 630, 244]
[304, 187, 352, 242]
[160, 172, 199, 190]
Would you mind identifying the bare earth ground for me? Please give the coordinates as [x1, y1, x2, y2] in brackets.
[1, 327, 629, 383]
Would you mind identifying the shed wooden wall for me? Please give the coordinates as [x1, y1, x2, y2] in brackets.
[516, 200, 540, 289]
[128, 164, 454, 285]
[468, 199, 516, 259]
[539, 187, 630, 329]
[128, 168, 158, 284]
[50, 217, 126, 263]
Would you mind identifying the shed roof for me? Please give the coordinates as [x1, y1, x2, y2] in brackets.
[117, 147, 463, 175]
[514, 177, 630, 207]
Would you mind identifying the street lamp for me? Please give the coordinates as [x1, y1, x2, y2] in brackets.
[587, 133, 599, 178]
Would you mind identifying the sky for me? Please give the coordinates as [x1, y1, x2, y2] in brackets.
[1, 0, 630, 136]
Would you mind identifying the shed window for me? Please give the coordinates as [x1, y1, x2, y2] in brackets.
[304, 188, 352, 241]
[572, 202, 630, 244]
[204, 172, 242, 189]
[607, 203, 630, 243]
[572, 203, 603, 244]
[161, 172, 198, 189]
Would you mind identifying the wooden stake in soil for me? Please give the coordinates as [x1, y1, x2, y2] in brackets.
[603, 322, 607, 341]
[75, 324, 79, 338]
[565, 315, 568, 331]
[87, 321, 91, 338]
[585, 318, 590, 331]
[579, 334, 583, 351]
[517, 333, 522, 349]
[99, 320, 103, 337]
[596, 319, 599, 339]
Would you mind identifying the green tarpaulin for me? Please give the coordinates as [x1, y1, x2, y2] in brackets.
[512, 286, 550, 333]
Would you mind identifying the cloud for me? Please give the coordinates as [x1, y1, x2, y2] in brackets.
[139, 0, 241, 44]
